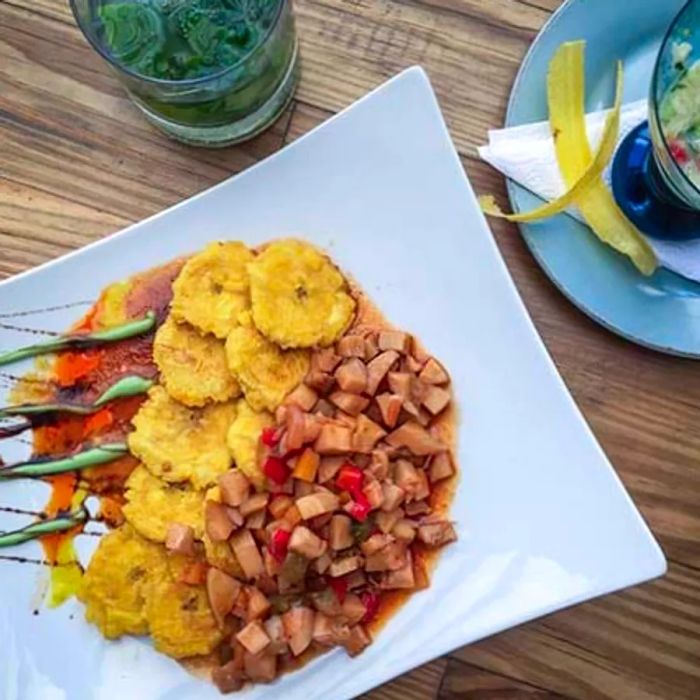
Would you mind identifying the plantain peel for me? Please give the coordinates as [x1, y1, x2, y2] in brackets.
[547, 41, 656, 275]
[478, 64, 623, 223]
[480, 41, 656, 276]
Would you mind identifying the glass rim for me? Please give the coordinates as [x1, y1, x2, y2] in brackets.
[651, 0, 700, 197]
[69, 0, 286, 88]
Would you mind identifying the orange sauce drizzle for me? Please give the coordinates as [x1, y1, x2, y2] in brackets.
[41, 473, 79, 565]
[35, 302, 118, 567]
[54, 351, 104, 388]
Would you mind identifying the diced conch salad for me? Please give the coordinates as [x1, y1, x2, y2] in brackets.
[658, 41, 700, 187]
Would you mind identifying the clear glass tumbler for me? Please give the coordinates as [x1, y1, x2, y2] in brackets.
[649, 0, 700, 210]
[613, 0, 700, 238]
[70, 0, 299, 147]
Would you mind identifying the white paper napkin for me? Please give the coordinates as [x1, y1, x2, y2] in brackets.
[479, 100, 700, 282]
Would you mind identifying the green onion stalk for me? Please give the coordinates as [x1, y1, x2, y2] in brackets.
[0, 443, 128, 480]
[0, 509, 87, 548]
[0, 311, 156, 367]
[0, 375, 154, 419]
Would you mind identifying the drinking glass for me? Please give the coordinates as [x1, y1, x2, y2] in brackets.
[613, 0, 700, 238]
[70, 0, 299, 147]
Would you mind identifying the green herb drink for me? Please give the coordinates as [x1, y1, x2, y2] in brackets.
[71, 0, 298, 146]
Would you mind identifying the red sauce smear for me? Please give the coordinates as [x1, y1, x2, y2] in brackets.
[54, 351, 104, 388]
[33, 262, 181, 565]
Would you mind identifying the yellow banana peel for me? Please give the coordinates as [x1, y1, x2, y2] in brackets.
[479, 57, 623, 224]
[548, 41, 656, 275]
[480, 40, 657, 276]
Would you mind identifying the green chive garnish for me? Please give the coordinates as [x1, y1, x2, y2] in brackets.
[93, 375, 152, 407]
[0, 312, 156, 367]
[0, 375, 154, 419]
[0, 510, 87, 548]
[0, 443, 128, 479]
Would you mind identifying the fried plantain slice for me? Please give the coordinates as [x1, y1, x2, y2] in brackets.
[171, 241, 254, 339]
[128, 386, 236, 490]
[225, 318, 309, 412]
[153, 317, 240, 407]
[146, 581, 222, 658]
[78, 525, 168, 639]
[248, 239, 356, 348]
[226, 400, 273, 487]
[123, 464, 205, 542]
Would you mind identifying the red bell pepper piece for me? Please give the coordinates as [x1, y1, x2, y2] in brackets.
[336, 463, 364, 496]
[345, 492, 372, 522]
[328, 575, 348, 604]
[360, 590, 381, 624]
[269, 527, 291, 562]
[260, 426, 280, 448]
[281, 446, 304, 461]
[263, 456, 290, 485]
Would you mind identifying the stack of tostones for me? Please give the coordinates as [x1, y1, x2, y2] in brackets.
[80, 238, 358, 662]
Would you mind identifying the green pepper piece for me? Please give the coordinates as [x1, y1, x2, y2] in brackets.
[351, 516, 375, 544]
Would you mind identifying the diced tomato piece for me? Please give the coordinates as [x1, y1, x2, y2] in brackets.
[263, 456, 290, 485]
[261, 426, 280, 448]
[360, 590, 381, 624]
[336, 463, 364, 496]
[269, 528, 291, 562]
[327, 576, 348, 603]
[346, 493, 372, 522]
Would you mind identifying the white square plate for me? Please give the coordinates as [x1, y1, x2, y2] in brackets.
[0, 67, 665, 700]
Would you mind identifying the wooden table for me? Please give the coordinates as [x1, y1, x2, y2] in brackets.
[1, 1, 698, 698]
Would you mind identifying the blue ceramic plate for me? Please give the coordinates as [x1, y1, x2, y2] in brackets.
[507, 0, 700, 357]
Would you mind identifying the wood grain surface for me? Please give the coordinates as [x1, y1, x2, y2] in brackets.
[1, 0, 699, 698]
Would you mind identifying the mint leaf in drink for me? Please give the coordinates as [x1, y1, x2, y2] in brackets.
[99, 3, 165, 70]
